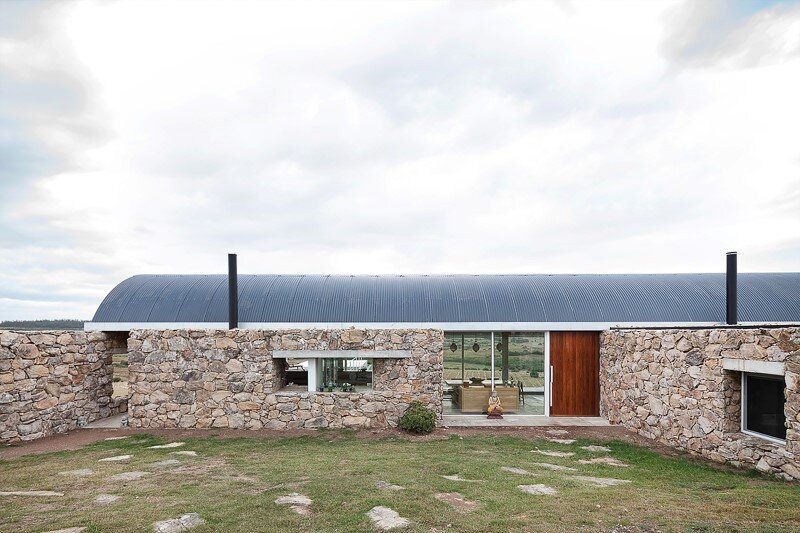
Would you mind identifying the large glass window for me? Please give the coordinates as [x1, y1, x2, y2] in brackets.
[743, 373, 786, 441]
[318, 358, 372, 392]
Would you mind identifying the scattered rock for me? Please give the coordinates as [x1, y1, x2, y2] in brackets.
[153, 513, 205, 532]
[581, 445, 612, 453]
[501, 466, 536, 476]
[376, 480, 404, 491]
[99, 455, 132, 462]
[0, 490, 64, 497]
[149, 442, 185, 449]
[434, 492, 478, 512]
[579, 457, 629, 468]
[95, 494, 121, 504]
[569, 475, 631, 487]
[532, 462, 577, 472]
[366, 506, 410, 530]
[151, 459, 182, 468]
[547, 438, 576, 444]
[104, 436, 130, 441]
[59, 468, 94, 477]
[275, 492, 312, 516]
[171, 451, 198, 457]
[440, 474, 484, 483]
[110, 471, 149, 482]
[533, 449, 574, 458]
[517, 484, 558, 496]
[547, 429, 569, 435]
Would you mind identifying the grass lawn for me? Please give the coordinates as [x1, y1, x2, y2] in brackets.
[1, 432, 798, 532]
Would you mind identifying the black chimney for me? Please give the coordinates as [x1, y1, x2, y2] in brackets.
[726, 251, 737, 325]
[228, 253, 238, 329]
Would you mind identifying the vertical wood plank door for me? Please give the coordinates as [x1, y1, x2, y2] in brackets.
[550, 331, 600, 416]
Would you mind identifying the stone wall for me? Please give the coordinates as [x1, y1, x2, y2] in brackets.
[0, 330, 126, 443]
[600, 327, 800, 480]
[127, 328, 443, 430]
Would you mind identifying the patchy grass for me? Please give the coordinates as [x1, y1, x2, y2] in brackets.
[1, 433, 798, 532]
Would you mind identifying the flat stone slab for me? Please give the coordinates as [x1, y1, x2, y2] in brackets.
[569, 475, 631, 487]
[533, 449, 574, 458]
[149, 442, 185, 449]
[42, 528, 86, 533]
[104, 436, 130, 441]
[546, 429, 569, 435]
[95, 494, 121, 504]
[151, 459, 182, 468]
[275, 492, 312, 516]
[99, 455, 132, 462]
[581, 445, 612, 452]
[434, 492, 478, 512]
[518, 484, 558, 496]
[60, 468, 94, 477]
[376, 480, 404, 491]
[440, 474, 484, 483]
[366, 506, 410, 530]
[579, 457, 629, 468]
[171, 451, 198, 457]
[501, 466, 536, 476]
[547, 438, 576, 444]
[532, 462, 577, 472]
[153, 513, 205, 533]
[0, 490, 64, 497]
[110, 471, 149, 482]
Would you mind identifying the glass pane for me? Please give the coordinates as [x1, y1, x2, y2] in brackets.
[462, 332, 496, 385]
[506, 333, 545, 415]
[444, 333, 464, 384]
[746, 374, 786, 440]
[319, 358, 372, 392]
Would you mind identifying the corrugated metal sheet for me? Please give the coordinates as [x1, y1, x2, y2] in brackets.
[90, 273, 800, 324]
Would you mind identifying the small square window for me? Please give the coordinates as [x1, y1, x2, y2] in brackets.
[743, 373, 786, 441]
[317, 358, 373, 392]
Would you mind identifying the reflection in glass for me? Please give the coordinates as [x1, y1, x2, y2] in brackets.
[319, 358, 372, 391]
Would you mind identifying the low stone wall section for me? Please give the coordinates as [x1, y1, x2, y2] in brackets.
[600, 327, 799, 480]
[0, 330, 126, 443]
[127, 328, 443, 430]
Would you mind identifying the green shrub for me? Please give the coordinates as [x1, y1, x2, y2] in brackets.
[398, 401, 436, 435]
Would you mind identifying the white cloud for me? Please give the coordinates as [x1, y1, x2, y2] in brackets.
[0, 0, 798, 320]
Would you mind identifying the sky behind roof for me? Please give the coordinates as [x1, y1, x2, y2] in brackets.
[1, 0, 799, 320]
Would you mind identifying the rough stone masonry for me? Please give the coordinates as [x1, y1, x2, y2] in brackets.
[0, 330, 126, 443]
[600, 327, 800, 480]
[127, 328, 443, 430]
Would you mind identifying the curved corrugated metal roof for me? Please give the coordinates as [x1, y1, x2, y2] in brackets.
[89, 273, 800, 325]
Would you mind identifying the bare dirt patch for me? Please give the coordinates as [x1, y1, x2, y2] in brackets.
[434, 492, 478, 512]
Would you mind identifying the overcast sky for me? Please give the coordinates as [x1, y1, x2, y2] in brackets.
[1, 0, 799, 320]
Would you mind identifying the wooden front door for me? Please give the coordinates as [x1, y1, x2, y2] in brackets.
[550, 331, 599, 416]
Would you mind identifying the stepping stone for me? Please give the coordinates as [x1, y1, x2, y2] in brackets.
[547, 438, 576, 445]
[501, 466, 536, 476]
[579, 457, 629, 468]
[149, 442, 185, 449]
[547, 429, 569, 435]
[99, 455, 132, 462]
[366, 506, 410, 530]
[104, 436, 130, 441]
[151, 459, 182, 468]
[0, 490, 64, 497]
[434, 492, 478, 512]
[42, 528, 86, 533]
[95, 494, 121, 504]
[275, 492, 312, 516]
[153, 513, 205, 533]
[171, 451, 198, 457]
[60, 469, 93, 477]
[581, 445, 612, 453]
[110, 471, 149, 482]
[532, 462, 577, 472]
[517, 484, 558, 496]
[440, 474, 484, 483]
[569, 475, 631, 487]
[533, 449, 574, 458]
[376, 480, 404, 491]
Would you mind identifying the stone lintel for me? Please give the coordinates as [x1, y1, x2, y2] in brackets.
[272, 349, 411, 359]
[722, 358, 784, 376]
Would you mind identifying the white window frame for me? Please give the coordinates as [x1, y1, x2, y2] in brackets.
[741, 371, 787, 444]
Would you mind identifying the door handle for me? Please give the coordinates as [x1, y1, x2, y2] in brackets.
[549, 365, 553, 407]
